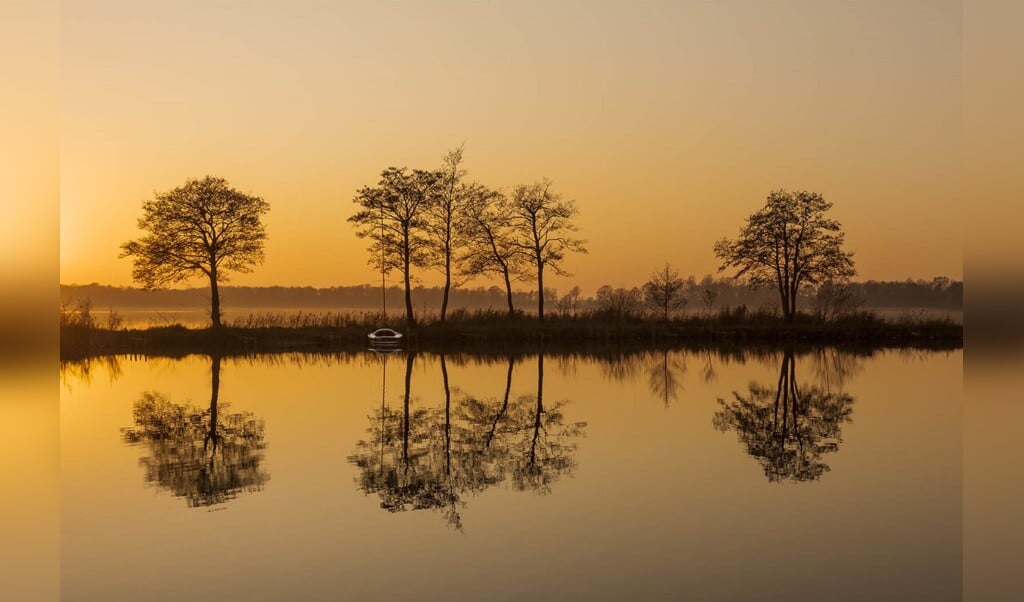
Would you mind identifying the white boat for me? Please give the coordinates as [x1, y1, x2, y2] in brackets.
[368, 328, 403, 347]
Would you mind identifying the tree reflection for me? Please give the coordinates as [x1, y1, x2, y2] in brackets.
[713, 350, 854, 483]
[120, 356, 268, 507]
[647, 350, 686, 407]
[349, 352, 586, 528]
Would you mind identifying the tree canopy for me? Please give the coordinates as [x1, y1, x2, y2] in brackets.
[349, 167, 442, 326]
[507, 179, 587, 321]
[714, 189, 855, 322]
[120, 175, 269, 327]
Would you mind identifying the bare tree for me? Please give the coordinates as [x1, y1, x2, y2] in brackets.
[714, 189, 855, 323]
[461, 186, 525, 319]
[555, 285, 582, 316]
[595, 285, 644, 319]
[427, 144, 470, 322]
[508, 179, 587, 321]
[643, 263, 688, 321]
[350, 167, 441, 327]
[120, 176, 269, 328]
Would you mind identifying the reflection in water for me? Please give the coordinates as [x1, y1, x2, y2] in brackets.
[349, 352, 587, 529]
[120, 356, 269, 507]
[647, 350, 686, 407]
[713, 350, 855, 483]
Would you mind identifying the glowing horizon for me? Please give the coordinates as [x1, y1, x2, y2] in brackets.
[59, 1, 962, 293]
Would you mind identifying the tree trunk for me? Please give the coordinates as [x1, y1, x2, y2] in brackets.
[486, 357, 515, 448]
[209, 269, 222, 328]
[778, 283, 792, 324]
[502, 265, 516, 320]
[403, 228, 416, 327]
[207, 355, 221, 451]
[440, 253, 451, 323]
[537, 262, 545, 322]
[402, 352, 414, 470]
[441, 354, 451, 473]
[529, 353, 544, 466]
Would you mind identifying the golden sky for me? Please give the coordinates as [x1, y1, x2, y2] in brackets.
[58, 0, 962, 292]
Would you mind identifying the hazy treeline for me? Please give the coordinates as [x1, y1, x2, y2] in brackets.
[61, 276, 961, 313]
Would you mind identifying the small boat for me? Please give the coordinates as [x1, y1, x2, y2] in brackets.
[368, 328, 403, 347]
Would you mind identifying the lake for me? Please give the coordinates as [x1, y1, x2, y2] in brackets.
[60, 347, 962, 601]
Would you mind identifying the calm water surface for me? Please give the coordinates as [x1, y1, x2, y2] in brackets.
[60, 348, 962, 601]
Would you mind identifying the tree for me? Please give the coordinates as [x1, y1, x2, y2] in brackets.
[508, 180, 587, 321]
[461, 186, 525, 319]
[350, 167, 441, 327]
[427, 144, 471, 322]
[120, 176, 269, 328]
[714, 189, 855, 323]
[642, 263, 687, 321]
[595, 285, 644, 319]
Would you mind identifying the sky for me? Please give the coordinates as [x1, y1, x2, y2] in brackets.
[57, 0, 963, 293]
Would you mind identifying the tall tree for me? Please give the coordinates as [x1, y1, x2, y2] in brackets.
[642, 262, 688, 321]
[714, 189, 855, 323]
[350, 167, 441, 327]
[120, 176, 269, 328]
[461, 186, 525, 319]
[427, 144, 470, 322]
[508, 179, 587, 321]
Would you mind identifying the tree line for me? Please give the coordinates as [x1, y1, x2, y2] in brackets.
[61, 278, 961, 316]
[119, 148, 949, 329]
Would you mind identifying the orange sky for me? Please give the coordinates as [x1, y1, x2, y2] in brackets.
[58, 0, 962, 293]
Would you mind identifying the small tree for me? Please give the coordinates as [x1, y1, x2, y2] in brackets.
[121, 176, 269, 328]
[555, 285, 582, 316]
[427, 144, 471, 322]
[642, 263, 687, 321]
[714, 189, 855, 323]
[350, 167, 441, 327]
[508, 179, 587, 321]
[595, 285, 644, 319]
[461, 186, 525, 319]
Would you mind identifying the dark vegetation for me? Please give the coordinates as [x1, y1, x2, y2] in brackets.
[59, 277, 962, 315]
[61, 298, 961, 360]
[93, 157, 960, 358]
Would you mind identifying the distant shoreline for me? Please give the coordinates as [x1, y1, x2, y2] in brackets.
[60, 311, 962, 360]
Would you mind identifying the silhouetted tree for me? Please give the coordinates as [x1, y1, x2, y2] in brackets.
[812, 280, 862, 321]
[714, 189, 855, 323]
[643, 263, 688, 321]
[427, 144, 471, 322]
[508, 180, 587, 321]
[713, 350, 854, 482]
[595, 285, 644, 319]
[120, 356, 268, 507]
[120, 176, 269, 328]
[461, 186, 525, 319]
[350, 168, 442, 327]
[555, 285, 583, 316]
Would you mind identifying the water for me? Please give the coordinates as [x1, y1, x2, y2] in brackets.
[60, 348, 962, 601]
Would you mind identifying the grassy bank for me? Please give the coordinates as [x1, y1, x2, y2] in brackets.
[59, 307, 962, 360]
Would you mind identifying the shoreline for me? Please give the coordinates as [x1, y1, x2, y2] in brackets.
[60, 312, 963, 360]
